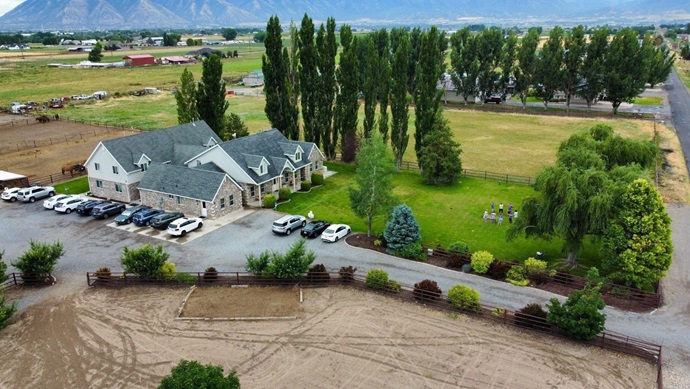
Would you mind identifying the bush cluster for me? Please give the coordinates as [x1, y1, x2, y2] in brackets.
[514, 303, 550, 330]
[506, 265, 529, 286]
[396, 242, 426, 261]
[488, 260, 512, 280]
[470, 251, 494, 274]
[263, 194, 277, 208]
[278, 188, 291, 201]
[307, 263, 330, 283]
[386, 279, 402, 293]
[95, 267, 112, 280]
[524, 257, 553, 285]
[311, 172, 324, 186]
[160, 262, 176, 281]
[203, 267, 218, 282]
[12, 240, 64, 276]
[365, 269, 389, 290]
[448, 241, 470, 254]
[447, 285, 481, 313]
[300, 181, 312, 191]
[120, 244, 169, 278]
[339, 266, 356, 282]
[413, 279, 442, 301]
[245, 239, 316, 278]
[0, 295, 17, 331]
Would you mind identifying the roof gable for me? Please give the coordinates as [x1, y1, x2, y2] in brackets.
[138, 163, 239, 202]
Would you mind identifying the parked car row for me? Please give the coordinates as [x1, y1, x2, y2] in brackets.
[274, 215, 350, 243]
[2, 187, 203, 238]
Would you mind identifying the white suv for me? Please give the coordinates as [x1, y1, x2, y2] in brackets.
[43, 194, 74, 210]
[17, 186, 55, 203]
[54, 197, 87, 214]
[167, 217, 203, 237]
[1, 187, 22, 202]
[272, 215, 306, 235]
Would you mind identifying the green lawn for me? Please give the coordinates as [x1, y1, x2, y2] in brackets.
[53, 177, 89, 194]
[632, 96, 663, 105]
[279, 162, 600, 265]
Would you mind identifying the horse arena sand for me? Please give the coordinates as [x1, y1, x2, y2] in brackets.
[0, 286, 655, 388]
[0, 115, 125, 178]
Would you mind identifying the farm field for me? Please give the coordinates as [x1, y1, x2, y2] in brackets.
[0, 286, 655, 388]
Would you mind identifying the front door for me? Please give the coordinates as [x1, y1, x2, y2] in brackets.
[201, 201, 207, 218]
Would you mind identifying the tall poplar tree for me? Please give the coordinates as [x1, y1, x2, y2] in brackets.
[476, 27, 503, 102]
[299, 14, 319, 144]
[288, 21, 301, 134]
[514, 28, 539, 110]
[500, 31, 518, 94]
[175, 68, 198, 124]
[196, 54, 229, 137]
[390, 32, 410, 170]
[536, 26, 565, 109]
[604, 28, 651, 115]
[334, 25, 360, 162]
[374, 29, 391, 143]
[317, 17, 338, 157]
[362, 37, 378, 139]
[563, 25, 586, 113]
[413, 26, 444, 164]
[580, 27, 609, 110]
[263, 16, 298, 139]
[450, 27, 480, 105]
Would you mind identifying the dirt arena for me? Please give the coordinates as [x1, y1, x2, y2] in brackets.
[0, 114, 126, 179]
[0, 286, 655, 388]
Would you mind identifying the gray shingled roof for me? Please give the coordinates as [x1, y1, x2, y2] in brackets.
[101, 121, 220, 173]
[218, 129, 317, 184]
[138, 163, 232, 202]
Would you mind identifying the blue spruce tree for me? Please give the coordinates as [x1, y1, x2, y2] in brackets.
[384, 204, 422, 251]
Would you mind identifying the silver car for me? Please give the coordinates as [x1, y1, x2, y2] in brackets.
[271, 215, 306, 235]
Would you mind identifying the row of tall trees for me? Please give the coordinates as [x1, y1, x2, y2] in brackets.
[263, 16, 461, 185]
[449, 26, 675, 114]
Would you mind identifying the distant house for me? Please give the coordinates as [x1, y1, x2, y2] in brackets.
[242, 70, 264, 87]
[82, 39, 98, 46]
[161, 56, 190, 65]
[84, 121, 325, 217]
[186, 48, 222, 57]
[123, 54, 155, 67]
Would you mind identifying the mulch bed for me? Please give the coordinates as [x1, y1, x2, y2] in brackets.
[345, 233, 654, 312]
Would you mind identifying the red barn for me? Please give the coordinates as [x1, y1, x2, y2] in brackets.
[123, 54, 155, 67]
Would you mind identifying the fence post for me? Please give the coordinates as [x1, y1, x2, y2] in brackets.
[236, 272, 240, 285]
[484, 171, 487, 180]
[50, 174, 53, 183]
[12, 273, 17, 286]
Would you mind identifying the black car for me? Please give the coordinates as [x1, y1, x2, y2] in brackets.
[300, 220, 331, 238]
[149, 212, 185, 230]
[114, 205, 150, 225]
[91, 202, 126, 219]
[76, 200, 106, 216]
[484, 93, 504, 104]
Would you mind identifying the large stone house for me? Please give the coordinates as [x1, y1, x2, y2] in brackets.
[84, 121, 325, 218]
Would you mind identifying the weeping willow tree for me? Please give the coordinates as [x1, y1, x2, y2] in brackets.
[508, 124, 656, 267]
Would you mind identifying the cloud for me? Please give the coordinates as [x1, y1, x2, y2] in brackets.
[0, 0, 26, 17]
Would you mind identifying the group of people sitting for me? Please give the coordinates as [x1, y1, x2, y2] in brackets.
[482, 202, 518, 225]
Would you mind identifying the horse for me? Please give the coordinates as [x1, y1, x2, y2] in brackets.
[61, 163, 86, 175]
[36, 115, 50, 123]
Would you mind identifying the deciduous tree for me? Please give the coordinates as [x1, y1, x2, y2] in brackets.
[299, 14, 319, 144]
[390, 33, 410, 169]
[11, 240, 64, 276]
[413, 26, 444, 164]
[88, 42, 103, 62]
[220, 28, 238, 41]
[536, 26, 565, 109]
[349, 132, 398, 236]
[603, 179, 672, 289]
[317, 18, 338, 157]
[563, 25, 586, 113]
[196, 54, 229, 136]
[580, 27, 609, 110]
[476, 27, 503, 102]
[514, 28, 539, 109]
[362, 37, 378, 139]
[647, 45, 675, 88]
[334, 25, 360, 162]
[120, 244, 169, 278]
[450, 27, 480, 105]
[604, 28, 651, 114]
[374, 28, 392, 143]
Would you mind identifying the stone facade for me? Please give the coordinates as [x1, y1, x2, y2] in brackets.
[138, 178, 242, 219]
[88, 177, 139, 203]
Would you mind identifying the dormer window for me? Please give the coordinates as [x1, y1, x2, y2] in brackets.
[141, 162, 148, 172]
[259, 164, 266, 175]
[295, 150, 302, 160]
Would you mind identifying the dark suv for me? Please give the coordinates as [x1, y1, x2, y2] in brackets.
[114, 205, 150, 225]
[132, 209, 165, 226]
[149, 212, 185, 230]
[91, 202, 126, 219]
[76, 200, 106, 216]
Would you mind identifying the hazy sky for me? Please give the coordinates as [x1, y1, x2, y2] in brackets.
[0, 0, 25, 17]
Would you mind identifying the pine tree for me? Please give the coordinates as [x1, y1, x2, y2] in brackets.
[384, 204, 422, 251]
[88, 42, 103, 62]
[413, 26, 444, 164]
[299, 14, 319, 144]
[175, 68, 198, 124]
[195, 54, 229, 136]
[390, 33, 410, 170]
[335, 25, 360, 162]
[221, 113, 250, 140]
[418, 115, 462, 185]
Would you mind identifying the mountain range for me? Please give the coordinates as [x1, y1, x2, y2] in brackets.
[0, 0, 688, 31]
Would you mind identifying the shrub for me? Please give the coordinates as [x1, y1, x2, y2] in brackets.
[506, 265, 530, 286]
[491, 307, 506, 317]
[514, 303, 550, 330]
[300, 181, 312, 191]
[311, 172, 324, 186]
[159, 360, 240, 389]
[95, 267, 112, 280]
[160, 262, 176, 281]
[175, 273, 197, 283]
[339, 266, 356, 282]
[266, 239, 316, 278]
[307, 263, 330, 283]
[547, 268, 607, 340]
[373, 239, 382, 247]
[246, 251, 272, 276]
[0, 294, 17, 330]
[12, 240, 64, 276]
[448, 241, 470, 254]
[470, 251, 494, 274]
[120, 244, 169, 278]
[413, 279, 442, 301]
[263, 193, 277, 208]
[278, 187, 291, 201]
[447, 285, 481, 313]
[203, 267, 218, 282]
[384, 204, 422, 252]
[386, 279, 402, 293]
[375, 232, 387, 247]
[524, 257, 552, 285]
[0, 251, 8, 283]
[488, 260, 512, 280]
[396, 242, 426, 261]
[447, 251, 469, 269]
[365, 269, 388, 290]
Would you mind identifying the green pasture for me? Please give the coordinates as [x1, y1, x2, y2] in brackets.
[53, 177, 89, 195]
[279, 162, 600, 265]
